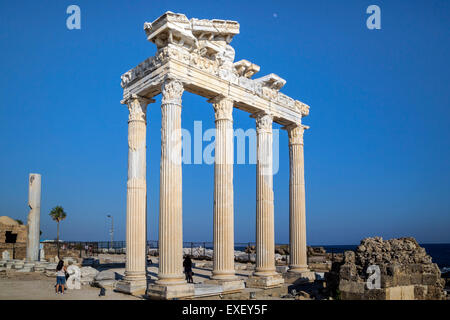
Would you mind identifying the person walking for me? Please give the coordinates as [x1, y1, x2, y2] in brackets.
[183, 255, 194, 283]
[55, 260, 67, 295]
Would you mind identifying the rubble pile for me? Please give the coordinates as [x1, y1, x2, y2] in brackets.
[336, 237, 446, 300]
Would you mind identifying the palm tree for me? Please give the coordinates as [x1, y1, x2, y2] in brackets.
[49, 206, 67, 258]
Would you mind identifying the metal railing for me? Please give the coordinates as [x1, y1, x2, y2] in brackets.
[41, 240, 346, 263]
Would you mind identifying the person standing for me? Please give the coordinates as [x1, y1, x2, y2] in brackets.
[183, 255, 194, 283]
[55, 260, 67, 295]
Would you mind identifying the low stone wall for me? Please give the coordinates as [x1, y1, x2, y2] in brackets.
[0, 243, 27, 260]
[42, 243, 81, 261]
[336, 237, 446, 300]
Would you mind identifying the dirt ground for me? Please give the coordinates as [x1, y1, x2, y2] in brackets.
[0, 255, 256, 300]
[0, 272, 141, 300]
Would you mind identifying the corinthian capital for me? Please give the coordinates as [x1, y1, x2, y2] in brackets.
[126, 94, 153, 122]
[287, 124, 309, 145]
[255, 113, 273, 133]
[208, 95, 233, 121]
[161, 78, 184, 105]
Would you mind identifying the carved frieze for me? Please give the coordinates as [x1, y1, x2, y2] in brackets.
[295, 100, 310, 116]
[234, 59, 260, 78]
[121, 12, 311, 124]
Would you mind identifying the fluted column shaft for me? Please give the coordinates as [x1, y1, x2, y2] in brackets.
[125, 95, 151, 282]
[210, 96, 235, 280]
[288, 125, 309, 272]
[26, 173, 41, 261]
[157, 78, 185, 285]
[254, 113, 277, 277]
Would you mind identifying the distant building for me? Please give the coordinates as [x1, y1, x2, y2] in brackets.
[0, 216, 28, 259]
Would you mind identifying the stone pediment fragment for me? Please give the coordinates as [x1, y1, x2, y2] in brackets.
[253, 73, 286, 91]
[190, 18, 240, 43]
[143, 12, 240, 52]
[144, 12, 197, 50]
[295, 100, 310, 116]
[233, 60, 260, 78]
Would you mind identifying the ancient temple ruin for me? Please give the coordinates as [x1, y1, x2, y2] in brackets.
[117, 12, 312, 299]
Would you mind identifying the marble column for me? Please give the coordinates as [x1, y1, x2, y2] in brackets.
[287, 125, 309, 273]
[254, 113, 277, 277]
[26, 173, 41, 261]
[119, 94, 151, 293]
[157, 78, 185, 285]
[209, 95, 236, 280]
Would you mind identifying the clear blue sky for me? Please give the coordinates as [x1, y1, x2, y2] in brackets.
[0, 0, 449, 245]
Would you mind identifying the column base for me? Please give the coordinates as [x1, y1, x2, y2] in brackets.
[203, 278, 245, 294]
[147, 282, 195, 300]
[115, 278, 148, 295]
[210, 270, 237, 281]
[246, 273, 284, 289]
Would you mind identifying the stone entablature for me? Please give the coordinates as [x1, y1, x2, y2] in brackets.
[120, 11, 309, 127]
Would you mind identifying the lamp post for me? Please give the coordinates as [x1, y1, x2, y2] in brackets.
[107, 214, 114, 251]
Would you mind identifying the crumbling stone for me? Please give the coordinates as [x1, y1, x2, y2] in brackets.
[334, 237, 446, 300]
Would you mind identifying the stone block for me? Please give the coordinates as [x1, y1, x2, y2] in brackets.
[147, 282, 195, 300]
[116, 279, 148, 295]
[339, 265, 356, 281]
[80, 266, 99, 279]
[246, 274, 284, 289]
[203, 279, 245, 294]
[409, 273, 422, 285]
[394, 274, 410, 286]
[364, 288, 386, 300]
[414, 285, 427, 300]
[425, 285, 445, 300]
[380, 275, 394, 288]
[385, 285, 415, 300]
[422, 273, 438, 285]
[93, 279, 116, 289]
[276, 266, 289, 273]
[67, 265, 81, 290]
[94, 270, 117, 281]
[339, 279, 365, 294]
[2, 251, 10, 260]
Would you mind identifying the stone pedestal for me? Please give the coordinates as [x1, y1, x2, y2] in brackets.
[246, 274, 284, 288]
[209, 95, 236, 281]
[116, 278, 148, 295]
[118, 94, 152, 294]
[203, 278, 245, 294]
[147, 282, 195, 300]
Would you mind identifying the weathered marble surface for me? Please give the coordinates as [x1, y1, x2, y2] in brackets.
[26, 174, 41, 261]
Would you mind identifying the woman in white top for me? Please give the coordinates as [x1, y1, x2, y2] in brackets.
[55, 260, 67, 295]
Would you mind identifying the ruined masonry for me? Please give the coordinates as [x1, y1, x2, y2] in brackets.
[337, 237, 446, 300]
